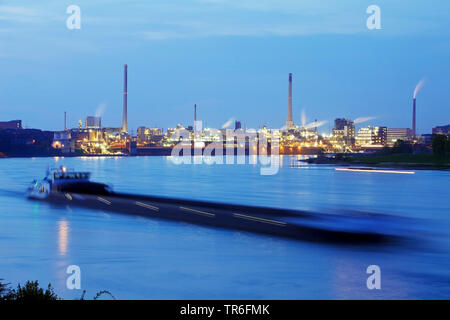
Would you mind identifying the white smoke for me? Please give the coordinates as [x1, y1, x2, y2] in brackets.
[354, 116, 376, 124]
[413, 78, 426, 99]
[301, 109, 306, 127]
[95, 102, 107, 118]
[304, 120, 328, 129]
[221, 117, 234, 129]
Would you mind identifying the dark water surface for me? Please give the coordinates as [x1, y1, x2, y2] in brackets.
[0, 156, 449, 299]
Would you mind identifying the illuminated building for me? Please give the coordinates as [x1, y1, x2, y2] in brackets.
[298, 127, 318, 146]
[432, 124, 450, 136]
[85, 116, 101, 129]
[166, 124, 190, 144]
[332, 118, 355, 146]
[53, 131, 75, 154]
[137, 127, 164, 146]
[386, 128, 412, 146]
[356, 126, 387, 147]
[418, 134, 433, 145]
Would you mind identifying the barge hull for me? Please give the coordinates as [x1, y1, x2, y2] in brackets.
[41, 191, 392, 243]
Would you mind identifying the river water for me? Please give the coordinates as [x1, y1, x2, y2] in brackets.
[0, 156, 449, 299]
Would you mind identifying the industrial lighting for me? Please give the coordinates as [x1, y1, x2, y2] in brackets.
[335, 168, 415, 174]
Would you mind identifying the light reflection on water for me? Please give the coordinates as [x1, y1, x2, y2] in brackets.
[58, 220, 69, 256]
[0, 156, 449, 299]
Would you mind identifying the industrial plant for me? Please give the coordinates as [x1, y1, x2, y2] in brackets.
[0, 66, 447, 158]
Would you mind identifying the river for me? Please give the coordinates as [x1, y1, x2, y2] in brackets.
[0, 156, 449, 299]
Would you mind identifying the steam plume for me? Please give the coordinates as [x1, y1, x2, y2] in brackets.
[221, 117, 234, 129]
[301, 109, 306, 127]
[354, 116, 376, 124]
[304, 120, 328, 129]
[95, 102, 107, 118]
[413, 78, 426, 99]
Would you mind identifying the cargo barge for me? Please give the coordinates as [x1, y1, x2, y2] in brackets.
[26, 166, 403, 243]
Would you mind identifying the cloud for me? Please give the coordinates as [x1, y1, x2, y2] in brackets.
[1, 0, 449, 54]
[0, 5, 37, 16]
[0, 5, 53, 23]
[137, 10, 362, 40]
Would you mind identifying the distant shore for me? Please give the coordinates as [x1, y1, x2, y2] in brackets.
[302, 153, 450, 171]
[3, 151, 450, 171]
[0, 146, 323, 158]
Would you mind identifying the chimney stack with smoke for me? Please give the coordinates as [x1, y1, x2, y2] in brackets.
[194, 104, 197, 137]
[286, 73, 294, 129]
[412, 79, 425, 139]
[412, 98, 416, 139]
[122, 64, 128, 133]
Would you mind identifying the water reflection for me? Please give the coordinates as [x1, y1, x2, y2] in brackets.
[58, 219, 69, 256]
[1, 156, 449, 299]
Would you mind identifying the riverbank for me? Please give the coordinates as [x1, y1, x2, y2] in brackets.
[303, 153, 450, 170]
[0, 146, 323, 158]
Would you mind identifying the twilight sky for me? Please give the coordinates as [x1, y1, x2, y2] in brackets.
[0, 0, 449, 134]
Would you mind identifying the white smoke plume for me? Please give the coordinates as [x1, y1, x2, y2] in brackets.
[301, 109, 306, 127]
[221, 117, 234, 129]
[413, 78, 426, 99]
[354, 116, 376, 124]
[95, 102, 107, 117]
[304, 120, 328, 129]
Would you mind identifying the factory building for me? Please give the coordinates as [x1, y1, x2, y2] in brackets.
[332, 118, 355, 146]
[432, 125, 450, 136]
[137, 127, 164, 145]
[386, 128, 412, 146]
[85, 116, 101, 129]
[356, 126, 387, 147]
[0, 120, 22, 129]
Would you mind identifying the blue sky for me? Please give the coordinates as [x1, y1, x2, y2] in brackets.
[0, 0, 449, 134]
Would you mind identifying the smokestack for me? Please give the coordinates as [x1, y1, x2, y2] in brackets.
[64, 111, 67, 131]
[194, 104, 197, 132]
[412, 98, 416, 139]
[412, 78, 425, 139]
[122, 64, 128, 133]
[286, 73, 294, 128]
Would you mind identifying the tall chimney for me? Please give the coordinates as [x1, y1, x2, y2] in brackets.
[64, 111, 67, 131]
[122, 64, 128, 133]
[194, 104, 197, 131]
[286, 73, 294, 128]
[412, 98, 416, 139]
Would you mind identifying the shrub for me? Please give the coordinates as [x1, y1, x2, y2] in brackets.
[3, 280, 59, 301]
[0, 279, 11, 300]
[1, 278, 115, 300]
[432, 134, 447, 157]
